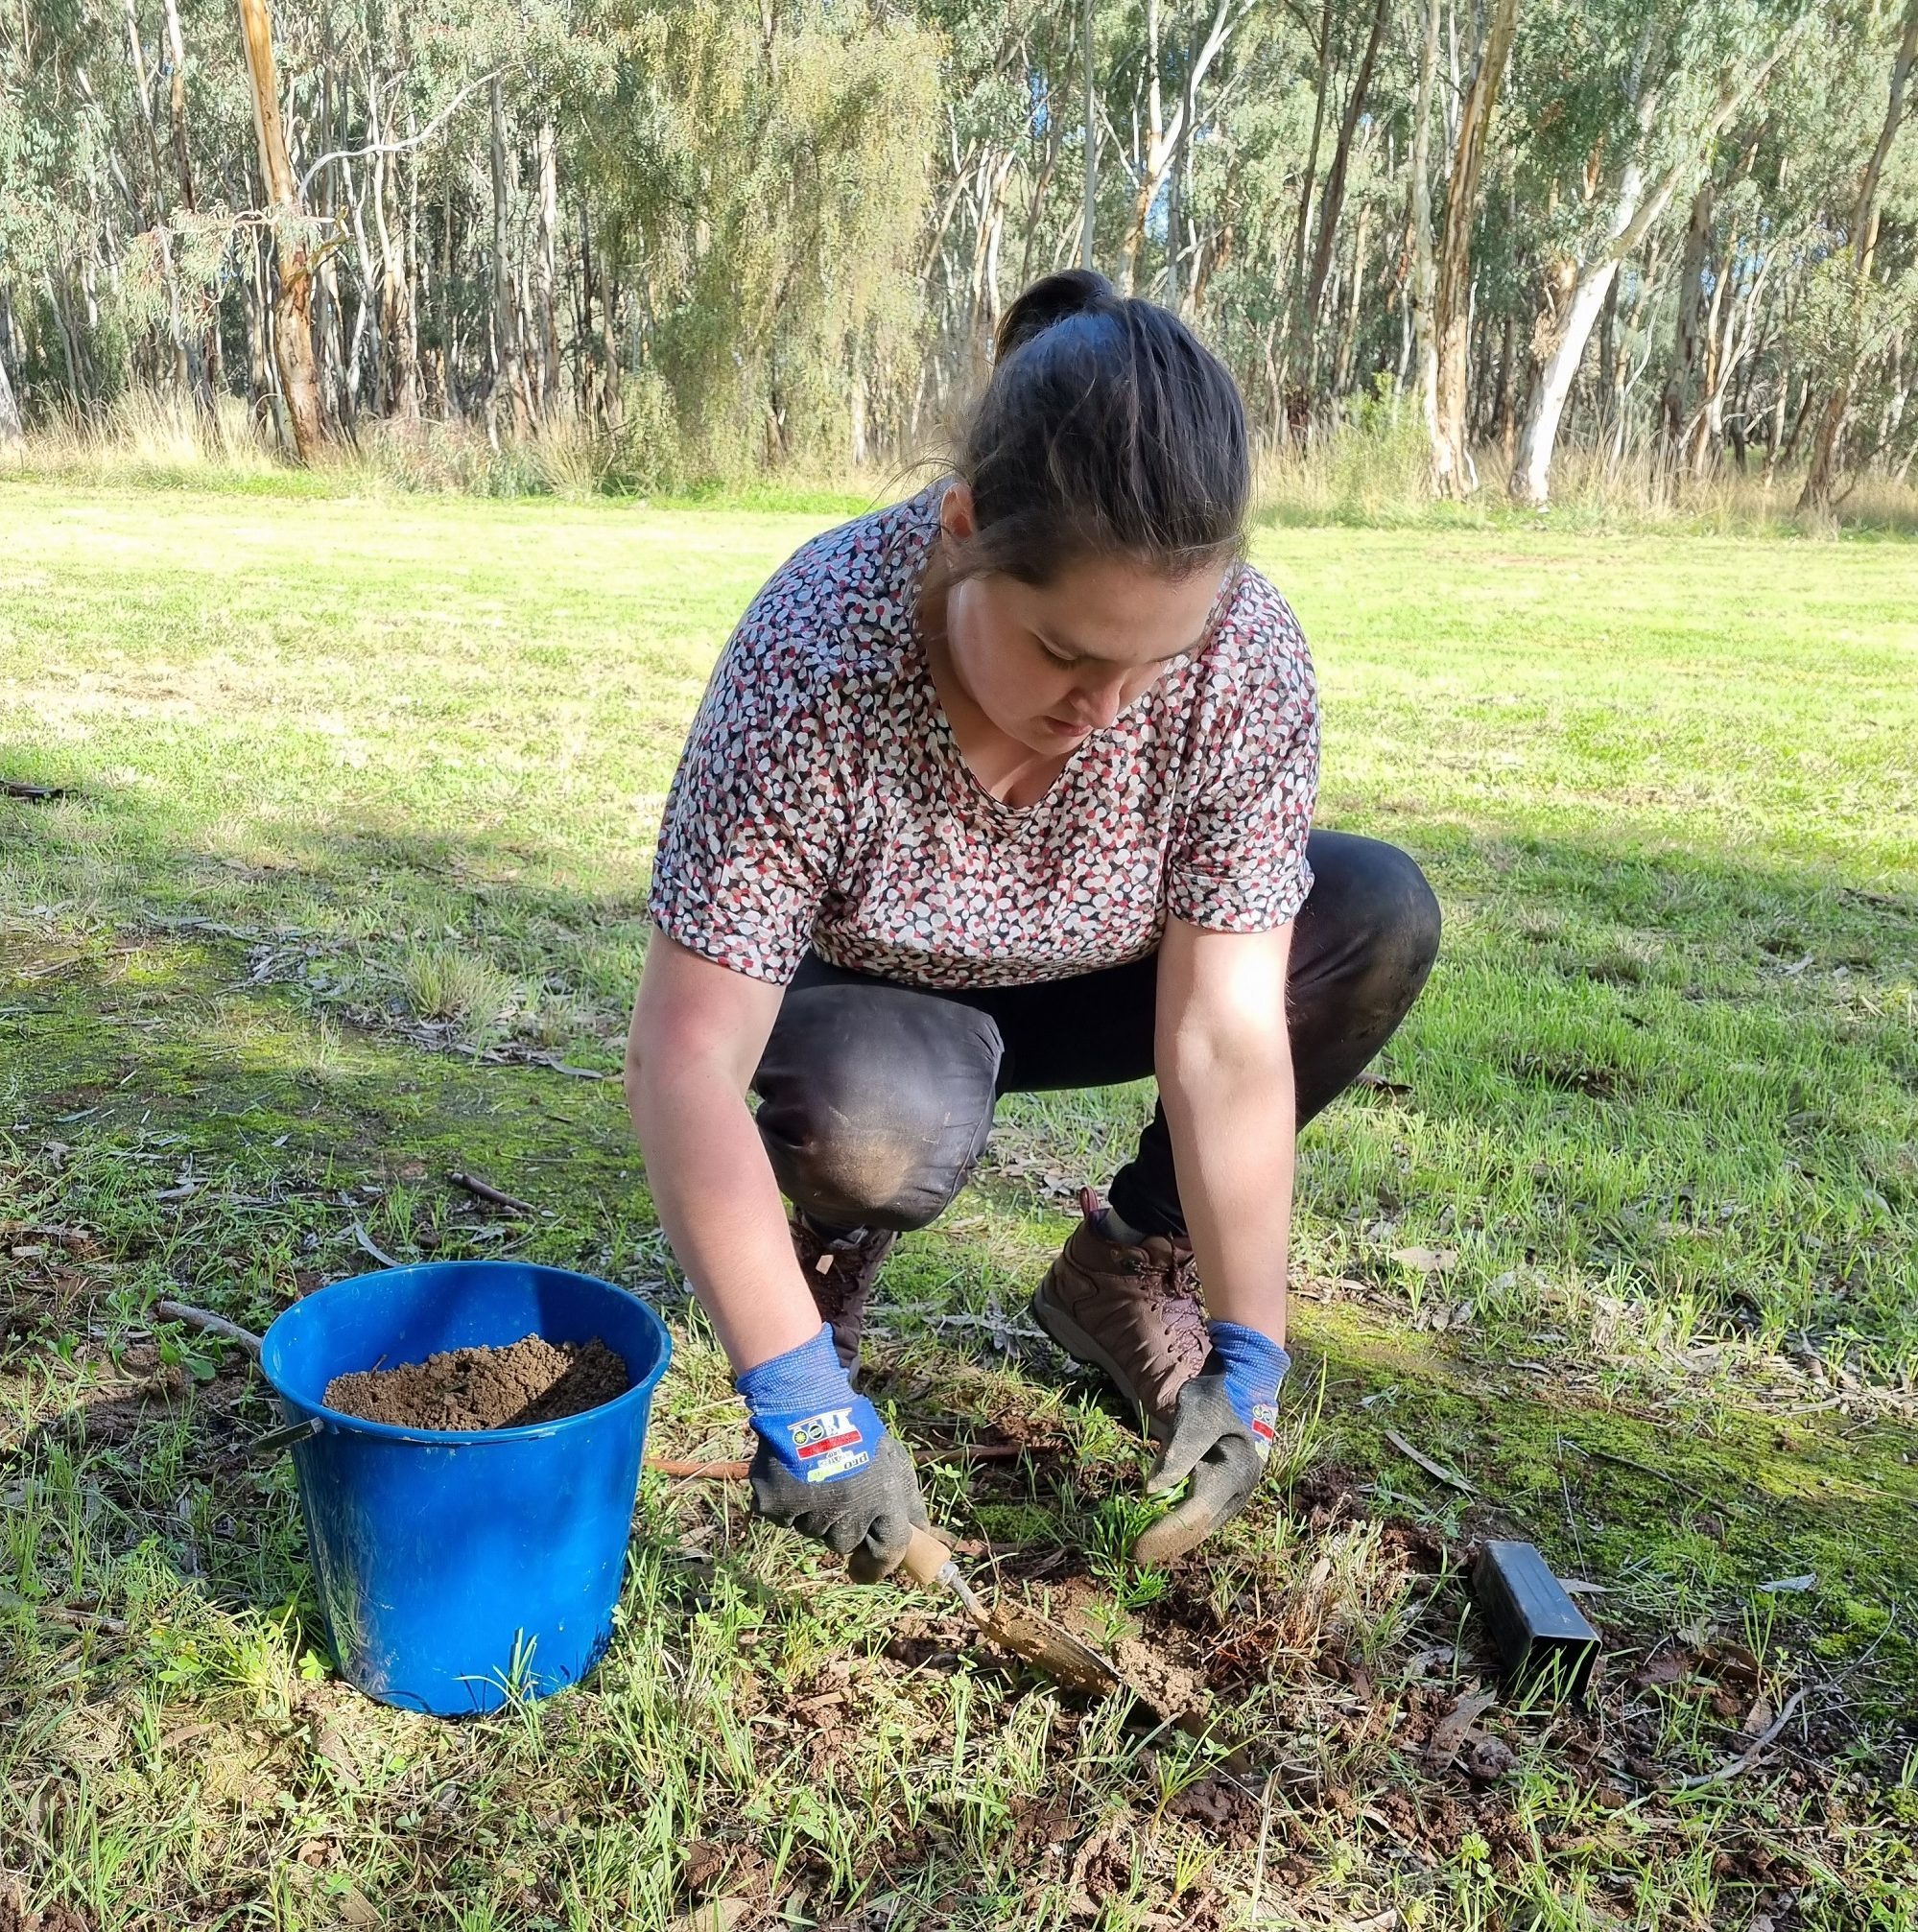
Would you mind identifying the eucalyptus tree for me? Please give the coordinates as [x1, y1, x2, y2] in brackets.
[2, 0, 1913, 497]
[1504, 0, 1816, 507]
[581, 0, 939, 476]
[1798, 0, 1918, 504]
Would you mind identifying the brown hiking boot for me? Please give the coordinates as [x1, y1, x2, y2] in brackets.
[792, 1214, 898, 1372]
[1030, 1189, 1210, 1435]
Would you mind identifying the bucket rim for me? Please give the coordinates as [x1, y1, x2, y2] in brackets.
[258, 1259, 674, 1448]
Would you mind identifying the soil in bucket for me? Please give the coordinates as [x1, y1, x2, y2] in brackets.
[322, 1334, 629, 1431]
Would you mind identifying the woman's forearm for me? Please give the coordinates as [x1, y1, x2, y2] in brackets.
[1158, 1041, 1296, 1347]
[627, 1063, 823, 1374]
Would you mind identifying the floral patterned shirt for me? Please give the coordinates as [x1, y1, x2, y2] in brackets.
[647, 482, 1319, 989]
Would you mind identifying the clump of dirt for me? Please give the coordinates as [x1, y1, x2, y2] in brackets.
[322, 1334, 628, 1430]
[1112, 1634, 1210, 1722]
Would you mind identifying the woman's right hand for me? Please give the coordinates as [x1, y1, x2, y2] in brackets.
[733, 1321, 931, 1582]
[747, 1430, 931, 1582]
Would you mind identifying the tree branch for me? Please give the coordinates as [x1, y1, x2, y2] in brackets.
[297, 70, 497, 202]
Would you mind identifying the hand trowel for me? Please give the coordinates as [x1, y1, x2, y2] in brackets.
[896, 1528, 1125, 1697]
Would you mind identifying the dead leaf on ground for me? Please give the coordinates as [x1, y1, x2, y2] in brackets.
[1390, 1246, 1458, 1274]
[1382, 1428, 1476, 1494]
[1426, 1687, 1498, 1771]
[665, 1901, 748, 1932]
[1742, 1693, 1776, 1736]
[681, 1841, 725, 1895]
[1632, 1646, 1694, 1688]
[330, 1883, 380, 1929]
[312, 1723, 362, 1787]
[1352, 1072, 1414, 1099]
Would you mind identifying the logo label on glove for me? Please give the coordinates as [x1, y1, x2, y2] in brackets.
[789, 1406, 870, 1482]
[1250, 1402, 1277, 1457]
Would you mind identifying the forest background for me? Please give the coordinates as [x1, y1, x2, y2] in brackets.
[2, 0, 1916, 521]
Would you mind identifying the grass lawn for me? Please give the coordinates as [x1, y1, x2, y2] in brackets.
[1, 480, 1914, 1930]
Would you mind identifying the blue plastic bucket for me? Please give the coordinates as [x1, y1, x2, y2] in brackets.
[259, 1260, 672, 1716]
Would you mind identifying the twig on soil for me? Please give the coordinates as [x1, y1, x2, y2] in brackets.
[350, 1221, 401, 1269]
[1383, 1427, 1476, 1494]
[647, 1456, 752, 1479]
[644, 1441, 1040, 1481]
[448, 1170, 538, 1216]
[37, 1602, 130, 1636]
[155, 1299, 263, 1360]
[1673, 1685, 1811, 1791]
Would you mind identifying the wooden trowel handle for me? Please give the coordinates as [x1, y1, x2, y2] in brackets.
[900, 1527, 956, 1589]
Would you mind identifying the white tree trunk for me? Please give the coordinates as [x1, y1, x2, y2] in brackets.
[1511, 153, 1646, 506]
[1510, 35, 1799, 507]
[535, 121, 559, 413]
[0, 342, 22, 446]
[1409, 0, 1442, 479]
[1511, 259, 1624, 504]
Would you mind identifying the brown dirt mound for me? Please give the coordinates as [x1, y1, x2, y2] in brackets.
[322, 1334, 628, 1430]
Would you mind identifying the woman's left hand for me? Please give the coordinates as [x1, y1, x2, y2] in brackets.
[1131, 1321, 1290, 1565]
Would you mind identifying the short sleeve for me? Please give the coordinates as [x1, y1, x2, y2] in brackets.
[646, 625, 850, 986]
[1164, 581, 1320, 932]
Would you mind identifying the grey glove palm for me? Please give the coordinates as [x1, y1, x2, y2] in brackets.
[747, 1430, 931, 1583]
[1130, 1371, 1268, 1567]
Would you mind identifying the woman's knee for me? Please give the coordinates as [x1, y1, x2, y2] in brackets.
[1360, 839, 1441, 980]
[753, 988, 1002, 1231]
[1297, 832, 1442, 1002]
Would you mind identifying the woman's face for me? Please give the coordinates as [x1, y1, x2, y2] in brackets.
[934, 482, 1229, 756]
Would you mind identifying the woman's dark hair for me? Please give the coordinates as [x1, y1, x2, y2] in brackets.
[945, 269, 1249, 587]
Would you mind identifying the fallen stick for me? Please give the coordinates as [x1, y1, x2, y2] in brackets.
[1674, 1685, 1811, 1791]
[448, 1170, 537, 1216]
[156, 1299, 263, 1361]
[648, 1456, 751, 1479]
[38, 1602, 130, 1637]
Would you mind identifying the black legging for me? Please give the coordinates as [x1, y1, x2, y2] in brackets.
[750, 831, 1441, 1239]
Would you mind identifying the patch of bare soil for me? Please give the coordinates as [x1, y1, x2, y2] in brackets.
[0, 1891, 91, 1932]
[322, 1334, 627, 1429]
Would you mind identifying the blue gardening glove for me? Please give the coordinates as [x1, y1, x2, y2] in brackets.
[737, 1325, 929, 1582]
[1132, 1320, 1291, 1567]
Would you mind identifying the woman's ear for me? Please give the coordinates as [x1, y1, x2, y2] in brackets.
[939, 478, 977, 544]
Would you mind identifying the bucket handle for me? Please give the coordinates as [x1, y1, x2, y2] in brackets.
[250, 1415, 324, 1458]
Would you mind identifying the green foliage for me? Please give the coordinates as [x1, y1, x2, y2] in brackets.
[578, 0, 940, 482]
[4, 0, 1917, 508]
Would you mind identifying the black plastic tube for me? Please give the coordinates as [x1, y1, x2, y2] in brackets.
[1473, 1540, 1600, 1703]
